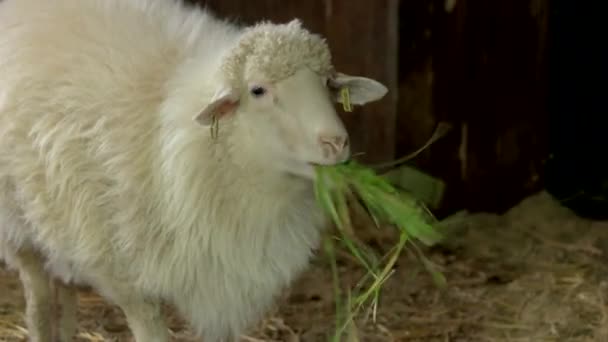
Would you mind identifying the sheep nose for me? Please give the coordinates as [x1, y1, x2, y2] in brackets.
[319, 134, 350, 161]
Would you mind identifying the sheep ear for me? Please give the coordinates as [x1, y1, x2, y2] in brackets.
[193, 87, 239, 126]
[331, 72, 388, 106]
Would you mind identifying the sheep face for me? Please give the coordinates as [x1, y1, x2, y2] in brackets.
[194, 66, 387, 180]
[192, 19, 388, 179]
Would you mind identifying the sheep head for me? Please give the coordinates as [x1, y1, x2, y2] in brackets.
[194, 19, 388, 179]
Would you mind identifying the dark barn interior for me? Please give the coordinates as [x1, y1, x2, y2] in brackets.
[2, 0, 608, 341]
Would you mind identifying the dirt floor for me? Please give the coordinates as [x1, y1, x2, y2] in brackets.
[2, 190, 608, 341]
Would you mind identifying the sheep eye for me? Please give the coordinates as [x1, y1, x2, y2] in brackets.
[250, 86, 266, 97]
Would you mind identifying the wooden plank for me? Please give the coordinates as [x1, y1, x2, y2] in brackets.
[395, 0, 439, 168]
[411, 0, 469, 217]
[430, 0, 549, 214]
[323, 0, 399, 163]
[191, 0, 326, 34]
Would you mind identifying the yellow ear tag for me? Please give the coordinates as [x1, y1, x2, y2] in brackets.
[341, 87, 353, 112]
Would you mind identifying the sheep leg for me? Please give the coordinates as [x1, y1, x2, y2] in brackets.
[119, 296, 169, 342]
[14, 249, 54, 342]
[56, 280, 78, 341]
[96, 283, 169, 342]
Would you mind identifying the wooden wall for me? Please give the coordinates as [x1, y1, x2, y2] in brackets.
[442, 0, 548, 215]
[396, 0, 550, 215]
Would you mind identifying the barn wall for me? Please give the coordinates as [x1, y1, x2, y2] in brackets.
[397, 0, 550, 216]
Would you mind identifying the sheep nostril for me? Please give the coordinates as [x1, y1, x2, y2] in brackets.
[341, 137, 349, 149]
[321, 141, 336, 158]
[333, 137, 349, 154]
[319, 135, 349, 158]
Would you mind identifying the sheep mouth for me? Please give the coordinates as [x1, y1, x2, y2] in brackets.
[307, 160, 349, 167]
[284, 160, 347, 180]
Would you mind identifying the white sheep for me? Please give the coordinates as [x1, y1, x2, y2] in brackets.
[0, 0, 388, 341]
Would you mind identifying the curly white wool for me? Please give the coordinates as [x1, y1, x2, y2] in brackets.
[221, 19, 335, 90]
